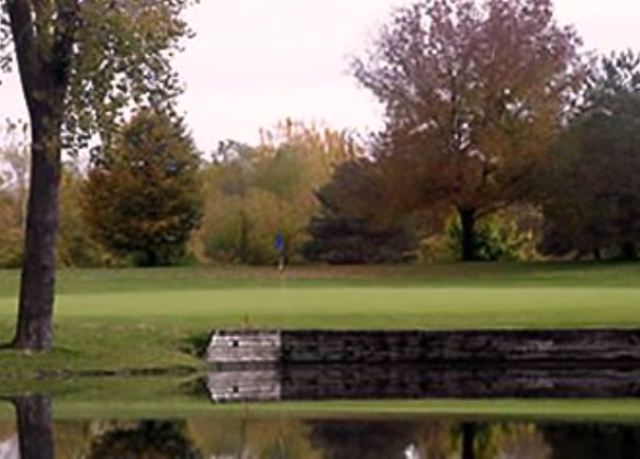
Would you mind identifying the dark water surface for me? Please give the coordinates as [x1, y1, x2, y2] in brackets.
[1, 366, 639, 458]
[0, 397, 639, 458]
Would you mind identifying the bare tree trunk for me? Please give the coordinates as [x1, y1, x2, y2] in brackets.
[14, 394, 55, 459]
[13, 117, 61, 351]
[458, 208, 479, 262]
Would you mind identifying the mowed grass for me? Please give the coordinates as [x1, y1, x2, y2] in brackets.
[1, 262, 640, 376]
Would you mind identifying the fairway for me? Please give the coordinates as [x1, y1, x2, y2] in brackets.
[3, 286, 639, 329]
[1, 263, 640, 376]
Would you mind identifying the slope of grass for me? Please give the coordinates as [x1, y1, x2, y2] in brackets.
[0, 262, 639, 376]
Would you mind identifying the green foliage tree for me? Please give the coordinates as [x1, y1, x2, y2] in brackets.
[353, 0, 584, 261]
[540, 52, 640, 260]
[1, 0, 194, 350]
[447, 209, 538, 261]
[0, 123, 107, 268]
[81, 110, 201, 266]
[196, 121, 356, 264]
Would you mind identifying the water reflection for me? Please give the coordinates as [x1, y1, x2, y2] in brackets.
[4, 394, 54, 459]
[87, 421, 200, 458]
[207, 364, 640, 402]
[1, 404, 639, 458]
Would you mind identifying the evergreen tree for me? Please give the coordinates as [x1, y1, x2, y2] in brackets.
[82, 110, 201, 266]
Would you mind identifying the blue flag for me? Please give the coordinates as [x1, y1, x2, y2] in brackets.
[274, 233, 285, 253]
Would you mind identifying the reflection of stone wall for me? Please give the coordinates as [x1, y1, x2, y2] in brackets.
[206, 329, 640, 365]
[206, 365, 640, 403]
[208, 369, 281, 402]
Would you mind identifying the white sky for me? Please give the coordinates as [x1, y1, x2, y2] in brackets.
[1, 0, 639, 153]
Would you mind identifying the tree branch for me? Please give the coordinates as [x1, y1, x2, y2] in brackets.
[51, 0, 79, 105]
[7, 0, 39, 115]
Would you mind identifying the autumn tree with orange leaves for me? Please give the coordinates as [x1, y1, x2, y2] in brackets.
[354, 0, 584, 260]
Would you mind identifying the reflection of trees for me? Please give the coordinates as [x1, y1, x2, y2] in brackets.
[411, 421, 455, 459]
[3, 406, 636, 459]
[87, 420, 201, 459]
[461, 423, 477, 459]
[453, 422, 551, 459]
[499, 423, 551, 459]
[54, 421, 94, 459]
[308, 420, 420, 459]
[451, 422, 490, 459]
[13, 394, 55, 459]
[188, 417, 322, 458]
[543, 424, 640, 459]
[296, 418, 552, 459]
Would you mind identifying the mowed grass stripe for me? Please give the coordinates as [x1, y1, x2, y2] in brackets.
[1, 287, 639, 329]
[2, 263, 640, 298]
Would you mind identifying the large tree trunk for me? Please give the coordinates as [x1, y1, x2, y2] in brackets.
[7, 0, 75, 352]
[14, 394, 55, 459]
[13, 117, 61, 351]
[458, 208, 479, 262]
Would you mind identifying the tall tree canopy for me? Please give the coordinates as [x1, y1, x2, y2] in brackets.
[0, 0, 194, 350]
[0, 0, 191, 350]
[540, 52, 640, 260]
[196, 121, 356, 264]
[354, 0, 583, 260]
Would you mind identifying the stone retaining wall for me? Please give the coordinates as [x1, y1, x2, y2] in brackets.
[206, 329, 640, 365]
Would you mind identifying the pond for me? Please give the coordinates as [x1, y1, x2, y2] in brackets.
[0, 368, 639, 458]
[1, 402, 639, 458]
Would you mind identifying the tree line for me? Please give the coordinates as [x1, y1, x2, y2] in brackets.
[0, 117, 354, 267]
[1, 0, 639, 350]
[2, 2, 640, 269]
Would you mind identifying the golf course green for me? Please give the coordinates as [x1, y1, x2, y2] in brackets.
[1, 262, 639, 377]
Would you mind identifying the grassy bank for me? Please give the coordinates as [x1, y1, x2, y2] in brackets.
[1, 262, 640, 376]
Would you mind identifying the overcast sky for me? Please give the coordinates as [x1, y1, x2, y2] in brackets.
[1, 0, 639, 153]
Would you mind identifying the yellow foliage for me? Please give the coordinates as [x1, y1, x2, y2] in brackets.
[195, 120, 358, 265]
